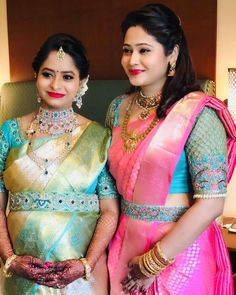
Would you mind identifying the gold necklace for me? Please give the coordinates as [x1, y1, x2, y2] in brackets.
[135, 90, 161, 120]
[121, 93, 159, 153]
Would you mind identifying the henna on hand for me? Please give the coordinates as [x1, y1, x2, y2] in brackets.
[9, 255, 55, 281]
[121, 256, 156, 293]
[35, 259, 84, 289]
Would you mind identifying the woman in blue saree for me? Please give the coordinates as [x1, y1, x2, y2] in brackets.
[0, 33, 119, 295]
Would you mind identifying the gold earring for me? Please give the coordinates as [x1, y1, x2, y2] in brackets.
[168, 62, 176, 77]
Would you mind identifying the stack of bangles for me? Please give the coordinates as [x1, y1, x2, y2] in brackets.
[2, 254, 18, 278]
[139, 242, 175, 277]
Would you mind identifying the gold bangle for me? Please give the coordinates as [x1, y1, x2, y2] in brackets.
[2, 254, 18, 278]
[79, 258, 91, 280]
[145, 250, 165, 274]
[139, 256, 153, 278]
[150, 249, 167, 268]
[155, 242, 175, 264]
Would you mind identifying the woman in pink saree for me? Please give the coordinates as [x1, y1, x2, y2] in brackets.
[106, 3, 236, 295]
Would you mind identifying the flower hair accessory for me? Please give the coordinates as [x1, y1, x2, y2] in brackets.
[79, 75, 89, 97]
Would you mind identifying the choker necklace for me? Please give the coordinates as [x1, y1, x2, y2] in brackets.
[136, 90, 161, 120]
[26, 107, 77, 136]
[121, 93, 159, 153]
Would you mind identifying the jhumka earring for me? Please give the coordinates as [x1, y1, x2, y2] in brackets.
[74, 76, 89, 109]
[74, 92, 83, 109]
[168, 62, 176, 77]
[37, 95, 41, 103]
[57, 46, 65, 61]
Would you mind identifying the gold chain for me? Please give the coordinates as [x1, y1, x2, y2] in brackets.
[121, 93, 159, 153]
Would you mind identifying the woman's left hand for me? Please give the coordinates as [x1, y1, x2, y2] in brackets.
[35, 259, 85, 289]
[121, 256, 156, 293]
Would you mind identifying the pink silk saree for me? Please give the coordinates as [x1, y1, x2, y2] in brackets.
[108, 92, 236, 295]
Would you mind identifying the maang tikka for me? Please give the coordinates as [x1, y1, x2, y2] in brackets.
[57, 46, 65, 61]
[74, 76, 89, 109]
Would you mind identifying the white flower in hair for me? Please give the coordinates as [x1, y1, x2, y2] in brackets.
[79, 75, 89, 97]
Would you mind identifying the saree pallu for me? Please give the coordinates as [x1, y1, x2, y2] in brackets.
[2, 121, 111, 295]
[108, 92, 235, 295]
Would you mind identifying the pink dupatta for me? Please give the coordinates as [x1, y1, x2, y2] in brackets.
[134, 92, 236, 206]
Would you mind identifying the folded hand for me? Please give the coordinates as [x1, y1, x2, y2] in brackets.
[34, 259, 84, 289]
[9, 255, 55, 281]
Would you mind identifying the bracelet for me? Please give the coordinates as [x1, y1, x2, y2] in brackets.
[138, 242, 175, 278]
[79, 258, 91, 280]
[155, 242, 175, 264]
[2, 254, 18, 278]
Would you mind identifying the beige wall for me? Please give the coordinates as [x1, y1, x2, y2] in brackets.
[216, 0, 236, 217]
[0, 0, 10, 91]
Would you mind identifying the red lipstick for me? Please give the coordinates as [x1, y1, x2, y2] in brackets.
[47, 92, 65, 99]
[129, 69, 144, 75]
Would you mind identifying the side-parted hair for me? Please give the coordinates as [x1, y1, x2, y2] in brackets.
[121, 3, 200, 118]
[32, 33, 89, 80]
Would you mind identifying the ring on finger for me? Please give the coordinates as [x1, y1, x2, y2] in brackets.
[38, 278, 44, 282]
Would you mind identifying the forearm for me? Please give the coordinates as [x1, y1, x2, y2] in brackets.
[86, 208, 119, 270]
[160, 198, 224, 259]
[0, 210, 14, 263]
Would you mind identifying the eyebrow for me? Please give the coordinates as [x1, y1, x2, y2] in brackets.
[41, 67, 75, 74]
[123, 43, 154, 47]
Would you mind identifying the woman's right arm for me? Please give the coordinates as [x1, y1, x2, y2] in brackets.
[0, 122, 14, 262]
[0, 192, 14, 262]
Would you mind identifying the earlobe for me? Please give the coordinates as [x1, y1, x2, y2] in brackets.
[171, 45, 179, 63]
[168, 44, 179, 65]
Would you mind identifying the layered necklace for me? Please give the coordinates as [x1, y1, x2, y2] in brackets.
[136, 90, 161, 120]
[121, 92, 160, 153]
[27, 107, 77, 136]
[25, 107, 77, 175]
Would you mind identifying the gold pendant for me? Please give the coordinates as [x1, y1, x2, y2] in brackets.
[138, 110, 150, 120]
[123, 132, 138, 153]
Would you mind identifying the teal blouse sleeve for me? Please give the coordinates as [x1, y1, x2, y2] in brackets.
[185, 107, 228, 198]
[0, 119, 23, 192]
[105, 96, 124, 129]
[96, 166, 118, 199]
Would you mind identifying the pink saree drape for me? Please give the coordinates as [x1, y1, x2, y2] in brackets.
[108, 92, 236, 295]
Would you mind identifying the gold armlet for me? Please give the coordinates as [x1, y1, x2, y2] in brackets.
[2, 254, 18, 278]
[79, 257, 91, 280]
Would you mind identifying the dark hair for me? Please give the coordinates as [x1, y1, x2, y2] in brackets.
[121, 3, 200, 118]
[32, 33, 89, 80]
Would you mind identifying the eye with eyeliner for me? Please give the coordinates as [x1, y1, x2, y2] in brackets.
[122, 47, 132, 54]
[41, 71, 54, 78]
[139, 48, 151, 54]
[63, 74, 74, 81]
